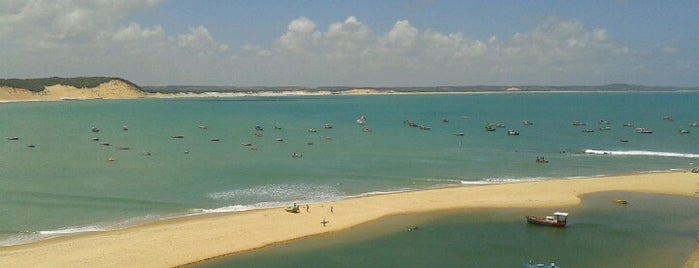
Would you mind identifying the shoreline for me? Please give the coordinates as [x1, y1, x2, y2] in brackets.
[2, 88, 698, 104]
[0, 172, 697, 267]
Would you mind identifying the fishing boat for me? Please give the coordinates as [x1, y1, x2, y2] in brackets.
[635, 128, 653, 134]
[356, 115, 367, 125]
[285, 204, 300, 213]
[507, 130, 520, 135]
[522, 261, 559, 268]
[525, 212, 568, 227]
[613, 198, 628, 204]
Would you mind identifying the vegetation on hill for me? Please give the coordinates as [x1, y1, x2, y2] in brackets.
[0, 77, 142, 92]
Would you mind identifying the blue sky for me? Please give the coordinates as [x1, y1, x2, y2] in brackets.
[1, 0, 697, 87]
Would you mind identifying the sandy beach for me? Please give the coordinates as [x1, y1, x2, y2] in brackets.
[0, 171, 697, 267]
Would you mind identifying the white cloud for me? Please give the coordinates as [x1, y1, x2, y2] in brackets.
[275, 17, 321, 53]
[1, 2, 690, 87]
[422, 30, 487, 60]
[112, 23, 167, 42]
[380, 20, 419, 53]
[177, 26, 229, 54]
[324, 16, 374, 58]
[0, 0, 165, 47]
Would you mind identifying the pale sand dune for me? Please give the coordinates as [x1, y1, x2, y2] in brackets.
[0, 80, 145, 102]
[0, 172, 697, 267]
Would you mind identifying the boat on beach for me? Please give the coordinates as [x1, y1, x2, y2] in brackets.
[285, 204, 300, 213]
[526, 212, 568, 227]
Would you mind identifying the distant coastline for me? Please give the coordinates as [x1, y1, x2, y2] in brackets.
[1, 77, 698, 102]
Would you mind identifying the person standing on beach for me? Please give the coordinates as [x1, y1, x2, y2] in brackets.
[306, 204, 309, 212]
[331, 206, 334, 213]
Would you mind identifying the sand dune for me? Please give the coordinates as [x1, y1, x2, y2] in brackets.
[0, 80, 146, 102]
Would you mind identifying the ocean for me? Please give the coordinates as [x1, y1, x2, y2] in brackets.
[0, 92, 697, 247]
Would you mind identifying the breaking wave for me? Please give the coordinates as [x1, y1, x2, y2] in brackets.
[584, 149, 699, 158]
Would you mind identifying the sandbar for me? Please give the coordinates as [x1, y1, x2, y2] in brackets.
[0, 171, 697, 267]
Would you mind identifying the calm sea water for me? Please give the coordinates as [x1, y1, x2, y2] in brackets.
[190, 192, 699, 268]
[0, 92, 697, 246]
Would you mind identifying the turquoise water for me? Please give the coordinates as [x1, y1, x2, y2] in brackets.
[191, 192, 699, 268]
[0, 92, 698, 245]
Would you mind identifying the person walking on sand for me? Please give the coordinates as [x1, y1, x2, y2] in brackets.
[330, 206, 334, 213]
[306, 204, 309, 212]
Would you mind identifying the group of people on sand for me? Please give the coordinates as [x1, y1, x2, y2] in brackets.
[290, 203, 333, 213]
[289, 203, 334, 226]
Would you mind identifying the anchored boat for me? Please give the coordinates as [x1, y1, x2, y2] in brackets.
[526, 212, 568, 227]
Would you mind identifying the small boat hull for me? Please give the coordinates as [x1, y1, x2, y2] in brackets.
[526, 212, 568, 227]
[525, 216, 567, 227]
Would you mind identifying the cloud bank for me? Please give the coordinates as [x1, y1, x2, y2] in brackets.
[0, 1, 694, 86]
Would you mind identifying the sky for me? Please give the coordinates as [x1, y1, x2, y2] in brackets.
[1, 0, 697, 87]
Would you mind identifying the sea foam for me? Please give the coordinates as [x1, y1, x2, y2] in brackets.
[584, 149, 699, 158]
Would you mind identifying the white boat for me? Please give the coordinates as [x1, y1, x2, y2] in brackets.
[356, 115, 367, 125]
[635, 128, 653, 134]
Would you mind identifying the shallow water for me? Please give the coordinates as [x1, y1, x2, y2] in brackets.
[190, 192, 699, 268]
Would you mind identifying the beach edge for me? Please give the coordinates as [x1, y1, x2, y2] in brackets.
[1, 172, 697, 267]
